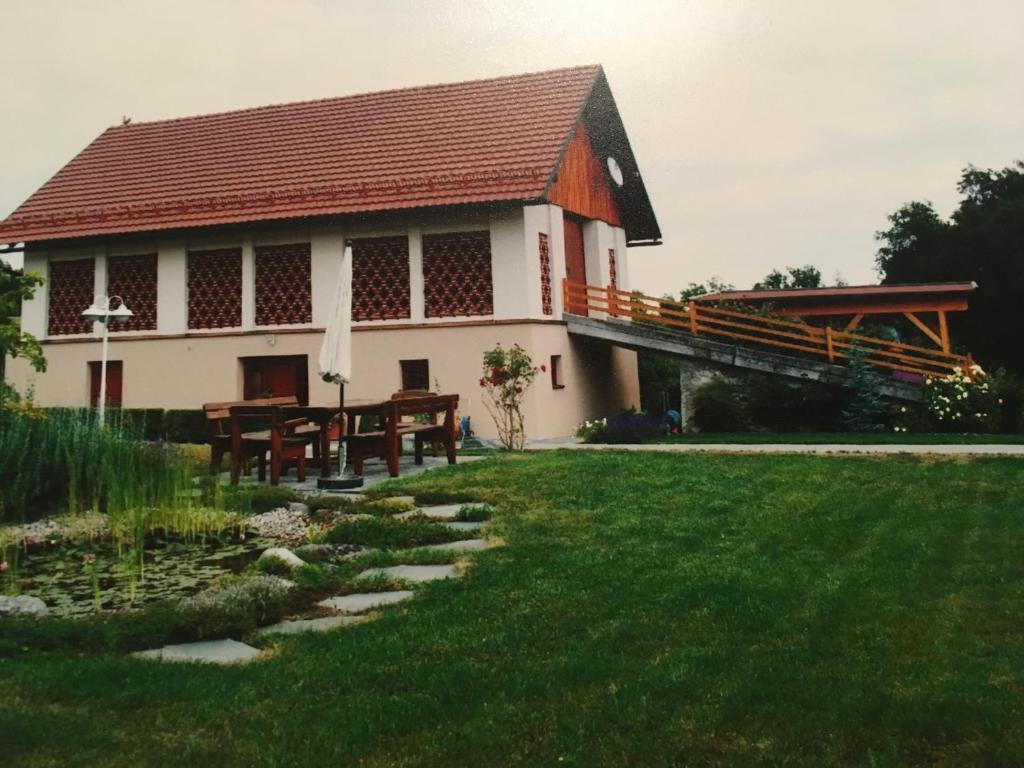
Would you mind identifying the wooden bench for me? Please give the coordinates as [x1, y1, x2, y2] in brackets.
[346, 394, 458, 478]
[203, 396, 320, 475]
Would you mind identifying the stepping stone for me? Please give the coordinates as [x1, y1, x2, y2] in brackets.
[441, 521, 486, 532]
[253, 615, 360, 637]
[413, 538, 489, 552]
[357, 564, 457, 583]
[395, 504, 462, 521]
[132, 639, 260, 665]
[318, 590, 414, 614]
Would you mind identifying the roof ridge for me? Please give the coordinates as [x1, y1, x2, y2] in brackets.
[113, 64, 602, 131]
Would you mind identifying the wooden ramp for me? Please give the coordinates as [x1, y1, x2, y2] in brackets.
[562, 282, 975, 402]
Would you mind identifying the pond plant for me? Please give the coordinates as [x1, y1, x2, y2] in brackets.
[0, 406, 258, 613]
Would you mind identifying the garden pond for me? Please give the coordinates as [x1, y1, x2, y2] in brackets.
[2, 532, 275, 617]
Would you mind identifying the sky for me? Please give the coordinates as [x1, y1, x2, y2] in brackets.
[0, 0, 1021, 295]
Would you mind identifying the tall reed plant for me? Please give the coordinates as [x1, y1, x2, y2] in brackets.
[0, 408, 194, 523]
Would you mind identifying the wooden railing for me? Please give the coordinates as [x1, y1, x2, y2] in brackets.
[563, 281, 971, 379]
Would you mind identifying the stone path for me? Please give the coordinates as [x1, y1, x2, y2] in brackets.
[412, 538, 489, 552]
[395, 504, 463, 521]
[254, 615, 361, 637]
[442, 521, 486, 532]
[132, 495, 491, 664]
[357, 564, 458, 582]
[132, 639, 261, 665]
[318, 591, 414, 613]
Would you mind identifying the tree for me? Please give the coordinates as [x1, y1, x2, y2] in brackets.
[875, 162, 1024, 375]
[0, 261, 46, 388]
[680, 277, 734, 301]
[841, 346, 887, 432]
[754, 264, 823, 290]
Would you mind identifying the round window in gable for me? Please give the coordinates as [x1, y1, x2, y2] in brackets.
[606, 156, 625, 187]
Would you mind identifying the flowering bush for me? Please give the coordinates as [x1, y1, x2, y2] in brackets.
[924, 364, 997, 432]
[575, 418, 607, 442]
[479, 343, 538, 450]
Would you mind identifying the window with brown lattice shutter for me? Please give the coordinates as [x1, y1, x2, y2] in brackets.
[107, 254, 157, 331]
[255, 243, 312, 326]
[351, 236, 411, 321]
[422, 231, 493, 318]
[187, 248, 242, 329]
[48, 258, 95, 336]
[539, 233, 553, 315]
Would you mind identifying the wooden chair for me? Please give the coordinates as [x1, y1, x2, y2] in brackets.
[229, 406, 316, 485]
[347, 394, 458, 478]
[204, 396, 321, 473]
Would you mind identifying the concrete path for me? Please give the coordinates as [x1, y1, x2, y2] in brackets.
[395, 504, 463, 521]
[357, 564, 457, 583]
[253, 616, 360, 636]
[318, 591, 414, 614]
[441, 521, 486, 532]
[412, 538, 489, 552]
[527, 440, 1024, 457]
[132, 639, 261, 664]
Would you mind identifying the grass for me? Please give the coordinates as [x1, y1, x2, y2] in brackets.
[647, 431, 1024, 444]
[325, 515, 467, 548]
[5, 451, 1024, 766]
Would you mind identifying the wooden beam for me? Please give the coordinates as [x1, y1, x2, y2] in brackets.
[903, 312, 943, 349]
[845, 313, 864, 331]
[769, 297, 970, 317]
[938, 310, 950, 353]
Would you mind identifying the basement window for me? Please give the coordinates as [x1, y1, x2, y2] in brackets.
[400, 359, 430, 392]
[550, 355, 564, 389]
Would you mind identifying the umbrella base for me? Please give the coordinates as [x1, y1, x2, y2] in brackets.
[317, 474, 365, 490]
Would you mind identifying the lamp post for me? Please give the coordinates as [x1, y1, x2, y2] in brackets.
[82, 295, 133, 425]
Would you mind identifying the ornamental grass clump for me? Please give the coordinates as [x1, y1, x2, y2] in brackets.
[479, 343, 538, 451]
[925, 364, 997, 432]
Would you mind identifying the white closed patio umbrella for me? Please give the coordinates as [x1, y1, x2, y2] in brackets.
[317, 242, 363, 489]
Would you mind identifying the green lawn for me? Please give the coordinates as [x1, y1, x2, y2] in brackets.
[647, 431, 1024, 444]
[5, 451, 1024, 766]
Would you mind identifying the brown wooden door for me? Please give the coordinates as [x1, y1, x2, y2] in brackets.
[89, 361, 123, 408]
[563, 216, 588, 315]
[243, 355, 309, 404]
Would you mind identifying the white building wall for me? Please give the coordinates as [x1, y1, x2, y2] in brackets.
[489, 208, 528, 320]
[20, 250, 48, 338]
[613, 226, 630, 292]
[157, 240, 187, 334]
[8, 205, 642, 439]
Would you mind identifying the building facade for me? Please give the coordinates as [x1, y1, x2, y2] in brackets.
[1, 65, 661, 439]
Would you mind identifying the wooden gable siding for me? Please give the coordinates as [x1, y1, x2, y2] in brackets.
[547, 123, 621, 226]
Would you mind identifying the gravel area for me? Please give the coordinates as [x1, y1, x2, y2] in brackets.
[242, 507, 313, 545]
[1, 512, 108, 545]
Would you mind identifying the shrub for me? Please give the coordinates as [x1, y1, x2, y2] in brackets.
[745, 375, 850, 432]
[479, 342, 538, 450]
[924, 365, 998, 432]
[600, 411, 664, 443]
[575, 418, 607, 442]
[164, 409, 209, 444]
[842, 346, 888, 432]
[175, 574, 296, 640]
[223, 486, 299, 515]
[990, 369, 1024, 434]
[691, 380, 746, 432]
[304, 495, 357, 514]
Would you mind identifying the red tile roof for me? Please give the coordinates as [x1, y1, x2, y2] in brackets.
[0, 66, 605, 244]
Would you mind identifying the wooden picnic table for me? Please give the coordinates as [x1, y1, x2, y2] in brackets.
[227, 395, 457, 483]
